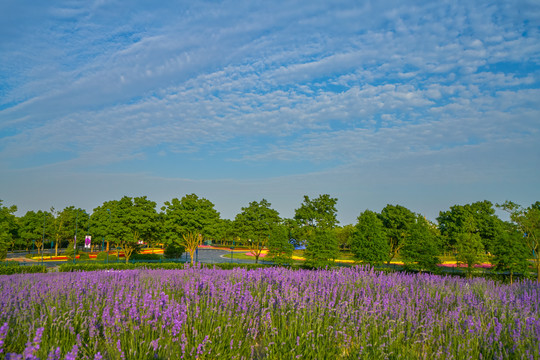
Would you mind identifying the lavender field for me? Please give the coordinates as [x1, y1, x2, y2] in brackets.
[0, 266, 539, 359]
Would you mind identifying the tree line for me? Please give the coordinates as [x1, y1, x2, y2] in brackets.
[0, 195, 538, 281]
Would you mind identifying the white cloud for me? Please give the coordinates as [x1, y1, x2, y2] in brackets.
[0, 0, 539, 220]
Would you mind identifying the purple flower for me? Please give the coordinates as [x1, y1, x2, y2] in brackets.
[21, 327, 44, 360]
[65, 344, 78, 360]
[47, 347, 61, 360]
[0, 322, 8, 354]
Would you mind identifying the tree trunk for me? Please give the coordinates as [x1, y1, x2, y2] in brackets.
[55, 236, 60, 257]
[189, 250, 195, 265]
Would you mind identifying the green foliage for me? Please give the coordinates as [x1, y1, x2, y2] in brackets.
[351, 210, 389, 265]
[58, 262, 171, 272]
[207, 218, 234, 244]
[78, 252, 90, 260]
[50, 206, 89, 249]
[114, 196, 160, 244]
[164, 242, 186, 259]
[492, 227, 530, 283]
[233, 199, 281, 263]
[63, 246, 78, 260]
[210, 263, 271, 270]
[130, 253, 162, 261]
[304, 228, 339, 267]
[19, 210, 52, 252]
[107, 254, 118, 262]
[0, 200, 19, 254]
[96, 251, 107, 261]
[455, 217, 485, 278]
[94, 251, 118, 262]
[378, 204, 416, 264]
[162, 194, 221, 247]
[438, 200, 502, 254]
[497, 200, 540, 282]
[267, 224, 294, 265]
[294, 194, 338, 231]
[335, 224, 355, 250]
[400, 216, 440, 272]
[57, 262, 276, 272]
[89, 201, 117, 250]
[0, 264, 47, 275]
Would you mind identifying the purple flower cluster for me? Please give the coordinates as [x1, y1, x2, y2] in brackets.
[0, 266, 538, 359]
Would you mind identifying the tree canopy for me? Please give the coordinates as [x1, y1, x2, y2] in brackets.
[233, 199, 281, 263]
[351, 210, 388, 266]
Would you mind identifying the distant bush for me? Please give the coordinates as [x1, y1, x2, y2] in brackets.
[164, 242, 186, 259]
[63, 247, 78, 260]
[96, 252, 108, 261]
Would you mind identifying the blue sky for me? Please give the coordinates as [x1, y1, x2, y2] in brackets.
[1, 0, 539, 224]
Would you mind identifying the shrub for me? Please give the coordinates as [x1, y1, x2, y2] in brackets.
[164, 242, 186, 259]
[211, 263, 270, 270]
[78, 252, 90, 260]
[63, 247, 78, 260]
[96, 252, 109, 261]
[130, 253, 162, 261]
[58, 262, 188, 272]
[0, 264, 47, 275]
[0, 247, 7, 261]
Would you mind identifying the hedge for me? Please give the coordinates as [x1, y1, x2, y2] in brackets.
[0, 264, 47, 275]
[57, 262, 280, 272]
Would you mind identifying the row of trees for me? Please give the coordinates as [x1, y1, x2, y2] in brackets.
[0, 196, 538, 281]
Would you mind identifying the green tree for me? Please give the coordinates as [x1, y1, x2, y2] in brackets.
[455, 216, 485, 279]
[0, 200, 19, 259]
[162, 194, 221, 252]
[294, 194, 338, 232]
[109, 196, 160, 263]
[351, 210, 388, 266]
[89, 201, 118, 252]
[267, 223, 294, 265]
[378, 204, 416, 265]
[180, 232, 203, 265]
[52, 206, 89, 253]
[335, 224, 355, 251]
[400, 216, 440, 272]
[492, 224, 530, 284]
[304, 228, 339, 267]
[437, 201, 502, 254]
[282, 218, 302, 249]
[294, 195, 339, 263]
[207, 219, 234, 246]
[49, 207, 79, 256]
[19, 210, 52, 255]
[233, 199, 281, 263]
[497, 201, 539, 282]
